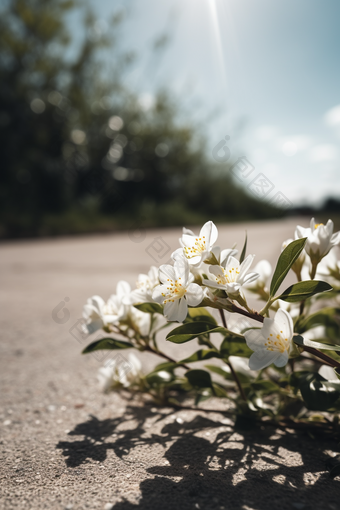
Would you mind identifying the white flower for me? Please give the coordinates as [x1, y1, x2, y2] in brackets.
[128, 307, 151, 337]
[244, 309, 294, 370]
[295, 218, 340, 263]
[82, 296, 107, 334]
[245, 259, 272, 290]
[126, 266, 159, 304]
[97, 353, 142, 392]
[82, 281, 130, 334]
[202, 254, 259, 297]
[152, 257, 204, 322]
[175, 221, 218, 266]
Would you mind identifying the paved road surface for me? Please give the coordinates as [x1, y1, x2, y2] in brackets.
[1, 218, 339, 509]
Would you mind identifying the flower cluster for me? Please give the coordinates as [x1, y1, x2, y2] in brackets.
[82, 218, 340, 427]
[83, 221, 260, 334]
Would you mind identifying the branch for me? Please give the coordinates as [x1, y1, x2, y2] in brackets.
[144, 345, 190, 370]
[303, 346, 340, 369]
[230, 304, 264, 323]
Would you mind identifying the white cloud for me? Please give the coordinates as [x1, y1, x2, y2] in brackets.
[309, 144, 338, 163]
[324, 105, 340, 127]
[251, 148, 267, 163]
[262, 162, 280, 176]
[277, 135, 312, 156]
[282, 141, 297, 157]
[254, 125, 278, 142]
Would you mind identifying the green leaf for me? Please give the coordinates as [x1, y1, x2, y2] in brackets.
[293, 334, 340, 352]
[277, 280, 333, 303]
[270, 238, 307, 297]
[212, 383, 229, 398]
[205, 364, 230, 378]
[251, 380, 280, 394]
[133, 302, 163, 314]
[166, 322, 227, 344]
[187, 307, 217, 325]
[295, 307, 340, 334]
[291, 371, 340, 411]
[239, 232, 247, 264]
[220, 337, 253, 358]
[180, 350, 222, 363]
[152, 361, 179, 372]
[82, 337, 133, 354]
[145, 370, 173, 385]
[185, 369, 213, 388]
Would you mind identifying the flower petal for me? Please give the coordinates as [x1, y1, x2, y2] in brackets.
[200, 220, 218, 247]
[186, 283, 204, 307]
[274, 308, 293, 340]
[274, 351, 289, 367]
[177, 297, 188, 322]
[208, 265, 225, 278]
[244, 328, 264, 350]
[238, 254, 255, 279]
[249, 350, 280, 370]
[224, 255, 239, 269]
[183, 227, 195, 236]
[174, 257, 189, 284]
[86, 318, 104, 334]
[164, 300, 181, 322]
[159, 264, 176, 283]
[202, 278, 223, 289]
[152, 285, 168, 304]
[116, 281, 131, 297]
[242, 272, 259, 285]
[220, 248, 238, 266]
[182, 234, 196, 248]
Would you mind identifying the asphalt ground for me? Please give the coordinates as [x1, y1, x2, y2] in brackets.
[1, 218, 339, 509]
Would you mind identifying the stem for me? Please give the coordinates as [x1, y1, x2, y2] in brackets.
[310, 261, 318, 280]
[259, 298, 275, 316]
[230, 304, 264, 323]
[299, 301, 305, 316]
[219, 309, 228, 328]
[303, 346, 340, 369]
[219, 309, 247, 401]
[228, 358, 247, 401]
[144, 345, 190, 370]
[299, 353, 334, 366]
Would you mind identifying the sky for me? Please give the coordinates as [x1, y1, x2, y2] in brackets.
[74, 0, 340, 206]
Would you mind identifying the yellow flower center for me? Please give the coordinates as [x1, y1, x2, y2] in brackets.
[264, 330, 289, 353]
[184, 236, 206, 259]
[215, 265, 240, 285]
[314, 223, 323, 229]
[161, 277, 187, 303]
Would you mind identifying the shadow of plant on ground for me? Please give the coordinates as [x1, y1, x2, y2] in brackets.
[56, 402, 340, 510]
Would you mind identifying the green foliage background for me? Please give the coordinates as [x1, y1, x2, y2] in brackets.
[0, 0, 284, 238]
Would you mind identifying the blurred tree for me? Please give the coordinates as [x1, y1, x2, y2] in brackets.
[0, 0, 283, 238]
